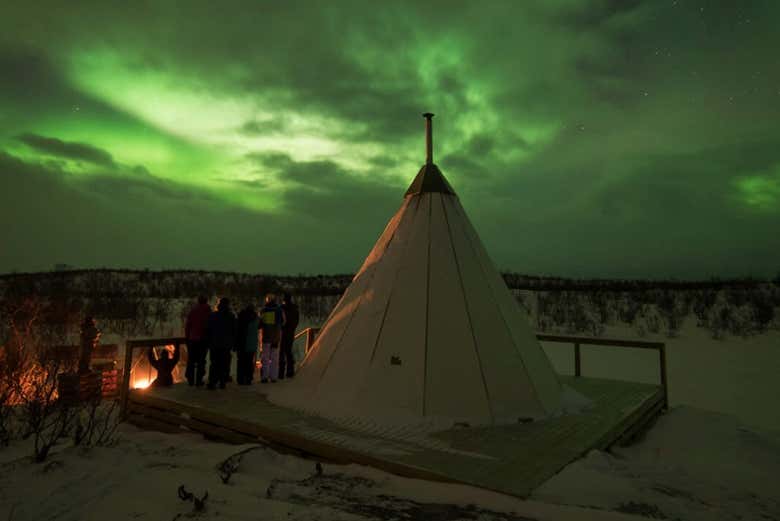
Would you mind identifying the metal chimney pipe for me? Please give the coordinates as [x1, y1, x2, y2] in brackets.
[423, 112, 434, 164]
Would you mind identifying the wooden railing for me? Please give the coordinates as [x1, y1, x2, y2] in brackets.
[292, 327, 668, 410]
[120, 330, 667, 416]
[294, 327, 321, 354]
[535, 334, 668, 410]
[120, 337, 187, 417]
[121, 331, 319, 417]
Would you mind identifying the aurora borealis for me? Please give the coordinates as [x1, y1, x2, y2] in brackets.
[1, 1, 779, 277]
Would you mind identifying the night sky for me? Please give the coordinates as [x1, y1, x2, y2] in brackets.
[1, 1, 779, 278]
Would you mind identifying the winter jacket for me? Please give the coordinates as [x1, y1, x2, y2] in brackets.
[259, 303, 283, 345]
[236, 306, 259, 354]
[185, 303, 211, 341]
[281, 301, 299, 334]
[244, 317, 259, 353]
[206, 307, 236, 350]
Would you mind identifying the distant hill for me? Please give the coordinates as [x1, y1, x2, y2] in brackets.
[1, 268, 776, 298]
[1, 269, 778, 341]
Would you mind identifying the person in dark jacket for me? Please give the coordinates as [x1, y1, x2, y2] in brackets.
[205, 297, 236, 390]
[278, 293, 299, 380]
[259, 294, 284, 383]
[184, 295, 211, 386]
[148, 345, 180, 387]
[78, 316, 101, 374]
[235, 303, 259, 385]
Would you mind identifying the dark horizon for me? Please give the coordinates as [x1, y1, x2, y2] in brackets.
[1, 266, 777, 286]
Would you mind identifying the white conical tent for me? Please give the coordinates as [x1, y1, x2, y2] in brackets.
[278, 116, 563, 426]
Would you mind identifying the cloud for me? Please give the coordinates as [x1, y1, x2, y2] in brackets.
[733, 166, 780, 213]
[16, 133, 117, 167]
[0, 150, 399, 274]
[1, 1, 780, 277]
[0, 46, 63, 101]
[247, 151, 401, 222]
[239, 117, 289, 136]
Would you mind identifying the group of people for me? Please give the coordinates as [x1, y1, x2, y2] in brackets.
[151, 293, 300, 390]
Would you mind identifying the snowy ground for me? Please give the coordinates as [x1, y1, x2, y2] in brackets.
[1, 405, 778, 521]
[1, 423, 653, 521]
[533, 406, 780, 521]
[540, 322, 780, 432]
[3, 315, 778, 520]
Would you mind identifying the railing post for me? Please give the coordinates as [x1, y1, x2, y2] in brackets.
[659, 343, 668, 410]
[574, 342, 582, 377]
[120, 341, 133, 419]
[305, 328, 314, 353]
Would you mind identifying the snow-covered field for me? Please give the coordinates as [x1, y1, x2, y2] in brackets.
[541, 322, 780, 432]
[1, 405, 778, 521]
[534, 406, 780, 521]
[2, 301, 779, 520]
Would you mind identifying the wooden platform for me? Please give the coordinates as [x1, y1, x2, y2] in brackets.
[126, 375, 664, 498]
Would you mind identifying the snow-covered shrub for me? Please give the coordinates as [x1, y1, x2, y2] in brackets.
[514, 290, 534, 318]
[692, 290, 718, 327]
[536, 314, 555, 332]
[728, 304, 757, 338]
[617, 295, 642, 324]
[657, 291, 688, 338]
[633, 304, 662, 337]
[73, 398, 120, 448]
[2, 299, 78, 461]
[749, 288, 775, 332]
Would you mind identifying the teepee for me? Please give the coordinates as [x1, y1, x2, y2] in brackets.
[286, 114, 563, 425]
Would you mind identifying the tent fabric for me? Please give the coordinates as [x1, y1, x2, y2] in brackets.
[279, 167, 563, 426]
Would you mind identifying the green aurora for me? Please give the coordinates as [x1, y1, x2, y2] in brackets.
[1, 1, 779, 277]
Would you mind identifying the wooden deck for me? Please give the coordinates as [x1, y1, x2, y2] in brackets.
[126, 375, 664, 498]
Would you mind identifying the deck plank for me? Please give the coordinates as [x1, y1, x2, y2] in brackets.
[127, 375, 662, 498]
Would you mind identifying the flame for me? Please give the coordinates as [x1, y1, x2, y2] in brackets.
[133, 378, 151, 390]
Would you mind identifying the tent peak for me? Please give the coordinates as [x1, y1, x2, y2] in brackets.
[405, 113, 455, 197]
[405, 163, 455, 197]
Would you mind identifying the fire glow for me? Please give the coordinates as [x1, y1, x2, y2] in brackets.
[133, 378, 151, 390]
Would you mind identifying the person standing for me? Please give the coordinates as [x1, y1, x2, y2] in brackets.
[278, 293, 299, 380]
[184, 296, 211, 386]
[78, 316, 101, 374]
[235, 303, 259, 385]
[259, 294, 284, 383]
[205, 297, 236, 390]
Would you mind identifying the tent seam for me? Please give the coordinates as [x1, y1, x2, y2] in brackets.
[369, 195, 423, 364]
[452, 199, 546, 414]
[422, 193, 433, 417]
[441, 194, 495, 423]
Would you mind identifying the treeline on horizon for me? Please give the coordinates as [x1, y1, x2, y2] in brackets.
[1, 268, 778, 299]
[0, 268, 778, 342]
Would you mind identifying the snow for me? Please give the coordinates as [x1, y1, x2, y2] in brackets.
[3, 308, 780, 520]
[540, 322, 780, 432]
[530, 320, 780, 521]
[2, 404, 778, 520]
[533, 406, 780, 521]
[0, 424, 652, 521]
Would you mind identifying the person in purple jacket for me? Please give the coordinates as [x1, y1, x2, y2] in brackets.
[259, 294, 285, 383]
